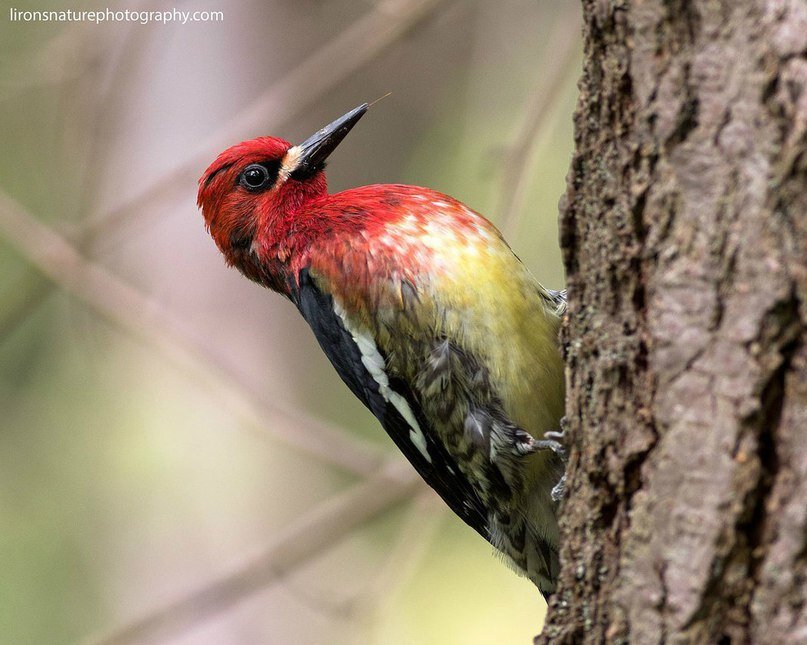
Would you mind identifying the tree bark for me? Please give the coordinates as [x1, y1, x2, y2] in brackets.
[539, 1, 807, 643]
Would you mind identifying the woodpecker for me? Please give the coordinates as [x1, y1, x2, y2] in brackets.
[197, 103, 566, 594]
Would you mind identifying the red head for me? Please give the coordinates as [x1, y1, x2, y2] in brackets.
[197, 104, 368, 286]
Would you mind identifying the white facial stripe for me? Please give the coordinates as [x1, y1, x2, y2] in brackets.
[333, 300, 432, 464]
[280, 145, 302, 179]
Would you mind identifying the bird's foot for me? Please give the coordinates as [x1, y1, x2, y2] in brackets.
[535, 416, 569, 460]
[532, 437, 565, 456]
[543, 417, 569, 503]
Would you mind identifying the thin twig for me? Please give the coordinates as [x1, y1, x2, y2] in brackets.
[0, 23, 99, 95]
[497, 4, 581, 239]
[71, 0, 184, 228]
[0, 189, 384, 477]
[275, 490, 445, 625]
[352, 491, 444, 625]
[0, 0, 172, 97]
[88, 459, 423, 645]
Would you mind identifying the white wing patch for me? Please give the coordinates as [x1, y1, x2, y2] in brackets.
[333, 300, 432, 464]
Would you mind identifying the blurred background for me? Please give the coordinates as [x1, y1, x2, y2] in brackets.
[0, 0, 580, 643]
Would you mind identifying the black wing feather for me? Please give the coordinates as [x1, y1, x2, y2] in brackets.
[293, 269, 488, 538]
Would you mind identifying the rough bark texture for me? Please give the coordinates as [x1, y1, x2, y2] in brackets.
[538, 1, 807, 643]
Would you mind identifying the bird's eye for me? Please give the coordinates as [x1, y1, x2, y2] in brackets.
[240, 164, 271, 191]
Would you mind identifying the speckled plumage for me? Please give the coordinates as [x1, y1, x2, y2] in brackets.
[197, 109, 566, 593]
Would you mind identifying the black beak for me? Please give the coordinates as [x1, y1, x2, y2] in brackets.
[290, 103, 368, 180]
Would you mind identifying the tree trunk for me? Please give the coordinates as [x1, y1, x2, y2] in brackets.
[539, 1, 807, 643]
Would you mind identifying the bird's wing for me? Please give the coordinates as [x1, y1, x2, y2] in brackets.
[291, 268, 489, 538]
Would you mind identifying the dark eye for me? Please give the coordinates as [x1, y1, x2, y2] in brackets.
[240, 164, 271, 191]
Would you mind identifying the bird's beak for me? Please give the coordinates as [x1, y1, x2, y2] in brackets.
[290, 103, 368, 179]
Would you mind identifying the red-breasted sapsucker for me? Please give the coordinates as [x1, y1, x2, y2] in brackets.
[197, 104, 566, 594]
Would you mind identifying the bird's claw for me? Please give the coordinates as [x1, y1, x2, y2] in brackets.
[533, 437, 565, 457]
[544, 417, 569, 503]
[537, 416, 569, 460]
[543, 430, 565, 443]
[551, 474, 567, 503]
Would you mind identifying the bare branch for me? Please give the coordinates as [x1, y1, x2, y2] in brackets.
[352, 491, 444, 625]
[88, 459, 423, 645]
[0, 189, 384, 477]
[277, 490, 445, 625]
[0, 272, 51, 341]
[497, 4, 581, 239]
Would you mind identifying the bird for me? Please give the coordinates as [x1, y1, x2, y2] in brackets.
[197, 103, 567, 594]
